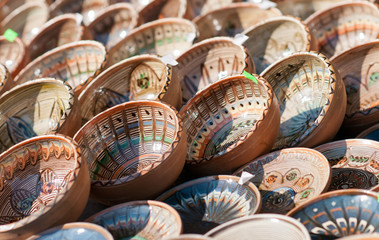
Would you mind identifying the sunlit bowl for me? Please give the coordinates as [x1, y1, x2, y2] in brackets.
[337, 233, 379, 240]
[165, 234, 213, 240]
[138, 0, 187, 26]
[357, 123, 379, 141]
[0, 36, 27, 79]
[183, 0, 239, 20]
[0, 0, 47, 23]
[0, 64, 13, 96]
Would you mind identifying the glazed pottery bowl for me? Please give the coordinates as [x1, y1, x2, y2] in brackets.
[242, 15, 313, 74]
[305, 1, 379, 59]
[234, 147, 331, 214]
[14, 40, 107, 95]
[138, 0, 187, 26]
[357, 123, 379, 141]
[0, 78, 80, 153]
[193, 3, 282, 41]
[314, 139, 379, 191]
[177, 37, 255, 105]
[205, 214, 311, 240]
[180, 74, 280, 175]
[156, 175, 261, 234]
[261, 52, 347, 150]
[107, 18, 197, 66]
[87, 200, 182, 239]
[0, 0, 46, 22]
[87, 3, 137, 50]
[0, 36, 27, 79]
[330, 40, 379, 135]
[27, 222, 113, 240]
[74, 100, 187, 205]
[165, 234, 213, 240]
[0, 64, 13, 96]
[287, 189, 379, 238]
[1, 1, 49, 45]
[184, 0, 238, 20]
[79, 54, 182, 123]
[0, 135, 90, 239]
[338, 234, 379, 240]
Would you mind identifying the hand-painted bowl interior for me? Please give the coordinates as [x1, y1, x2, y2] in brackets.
[234, 148, 330, 214]
[243, 16, 310, 74]
[315, 139, 379, 191]
[0, 80, 72, 153]
[357, 123, 379, 141]
[178, 38, 251, 104]
[158, 176, 260, 234]
[0, 37, 25, 77]
[185, 0, 236, 20]
[261, 53, 333, 149]
[138, 0, 187, 25]
[305, 1, 379, 58]
[87, 201, 181, 240]
[181, 76, 269, 163]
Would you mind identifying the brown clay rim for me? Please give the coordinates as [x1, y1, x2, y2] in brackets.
[357, 123, 379, 138]
[0, 64, 9, 88]
[27, 222, 113, 240]
[49, 0, 84, 14]
[205, 213, 310, 239]
[261, 51, 337, 147]
[156, 175, 262, 214]
[73, 100, 184, 186]
[14, 40, 107, 88]
[0, 78, 75, 133]
[286, 189, 379, 217]
[179, 74, 274, 164]
[1, 1, 49, 28]
[0, 36, 25, 75]
[330, 39, 379, 118]
[314, 138, 379, 155]
[138, 0, 187, 23]
[0, 134, 82, 232]
[85, 200, 183, 235]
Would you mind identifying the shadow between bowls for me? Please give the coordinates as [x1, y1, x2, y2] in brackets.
[357, 123, 379, 141]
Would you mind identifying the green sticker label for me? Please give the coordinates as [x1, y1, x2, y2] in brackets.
[4, 29, 18, 42]
[243, 71, 258, 84]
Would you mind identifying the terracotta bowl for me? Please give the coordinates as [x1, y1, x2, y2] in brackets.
[338, 234, 379, 240]
[86, 200, 182, 239]
[180, 75, 280, 175]
[166, 234, 213, 240]
[27, 222, 113, 240]
[357, 123, 379, 141]
[193, 3, 282, 42]
[177, 37, 255, 105]
[109, 0, 152, 12]
[28, 14, 90, 61]
[184, 0, 240, 20]
[234, 147, 331, 214]
[0, 135, 90, 239]
[107, 18, 197, 67]
[330, 40, 379, 135]
[305, 1, 379, 59]
[1, 1, 49, 46]
[287, 189, 379, 238]
[0, 36, 27, 79]
[15, 40, 107, 95]
[205, 214, 311, 240]
[79, 54, 182, 123]
[242, 16, 313, 74]
[74, 100, 186, 205]
[0, 78, 80, 153]
[0, 64, 13, 96]
[261, 52, 347, 150]
[138, 0, 187, 26]
[0, 0, 47, 22]
[314, 139, 379, 191]
[156, 175, 261, 234]
[87, 3, 137, 50]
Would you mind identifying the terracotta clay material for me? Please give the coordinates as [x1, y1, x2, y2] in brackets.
[138, 0, 187, 26]
[183, 0, 240, 20]
[234, 147, 331, 214]
[357, 123, 379, 141]
[0, 135, 90, 240]
[177, 37, 255, 105]
[0, 36, 28, 79]
[165, 234, 214, 240]
[261, 52, 347, 150]
[79, 54, 182, 123]
[337, 234, 379, 240]
[0, 0, 46, 23]
[74, 100, 187, 205]
[109, 0, 151, 12]
[0, 64, 13, 96]
[0, 78, 81, 153]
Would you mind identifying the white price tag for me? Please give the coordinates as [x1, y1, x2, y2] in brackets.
[238, 171, 255, 185]
[233, 34, 249, 46]
[160, 54, 178, 66]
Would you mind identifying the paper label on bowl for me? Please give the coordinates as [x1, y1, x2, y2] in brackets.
[75, 13, 83, 26]
[238, 171, 255, 185]
[185, 32, 196, 43]
[233, 34, 249, 46]
[251, 0, 277, 10]
[160, 54, 178, 66]
[218, 71, 228, 80]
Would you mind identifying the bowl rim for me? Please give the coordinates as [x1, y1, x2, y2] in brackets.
[138, 0, 187, 24]
[73, 100, 184, 186]
[357, 123, 379, 139]
[0, 134, 82, 232]
[0, 64, 10, 89]
[0, 36, 25, 75]
[314, 138, 379, 153]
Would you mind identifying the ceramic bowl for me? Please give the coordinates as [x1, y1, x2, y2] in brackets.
[86, 200, 182, 239]
[109, 0, 152, 12]
[156, 175, 262, 234]
[205, 214, 311, 240]
[177, 37, 255, 105]
[183, 0, 239, 20]
[287, 189, 379, 238]
[138, 0, 187, 26]
[180, 74, 280, 175]
[305, 1, 379, 59]
[234, 147, 331, 214]
[330, 40, 379, 135]
[27, 222, 113, 240]
[1, 1, 49, 46]
[28, 14, 90, 61]
[338, 234, 379, 240]
[0, 135, 90, 239]
[165, 234, 213, 240]
[0, 36, 27, 79]
[261, 52, 347, 150]
[79, 54, 182, 123]
[15, 40, 107, 95]
[0, 64, 13, 96]
[74, 100, 186, 205]
[242, 16, 314, 74]
[87, 3, 137, 50]
[193, 3, 282, 42]
[0, 0, 47, 22]
[314, 139, 379, 191]
[357, 123, 379, 141]
[107, 18, 197, 67]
